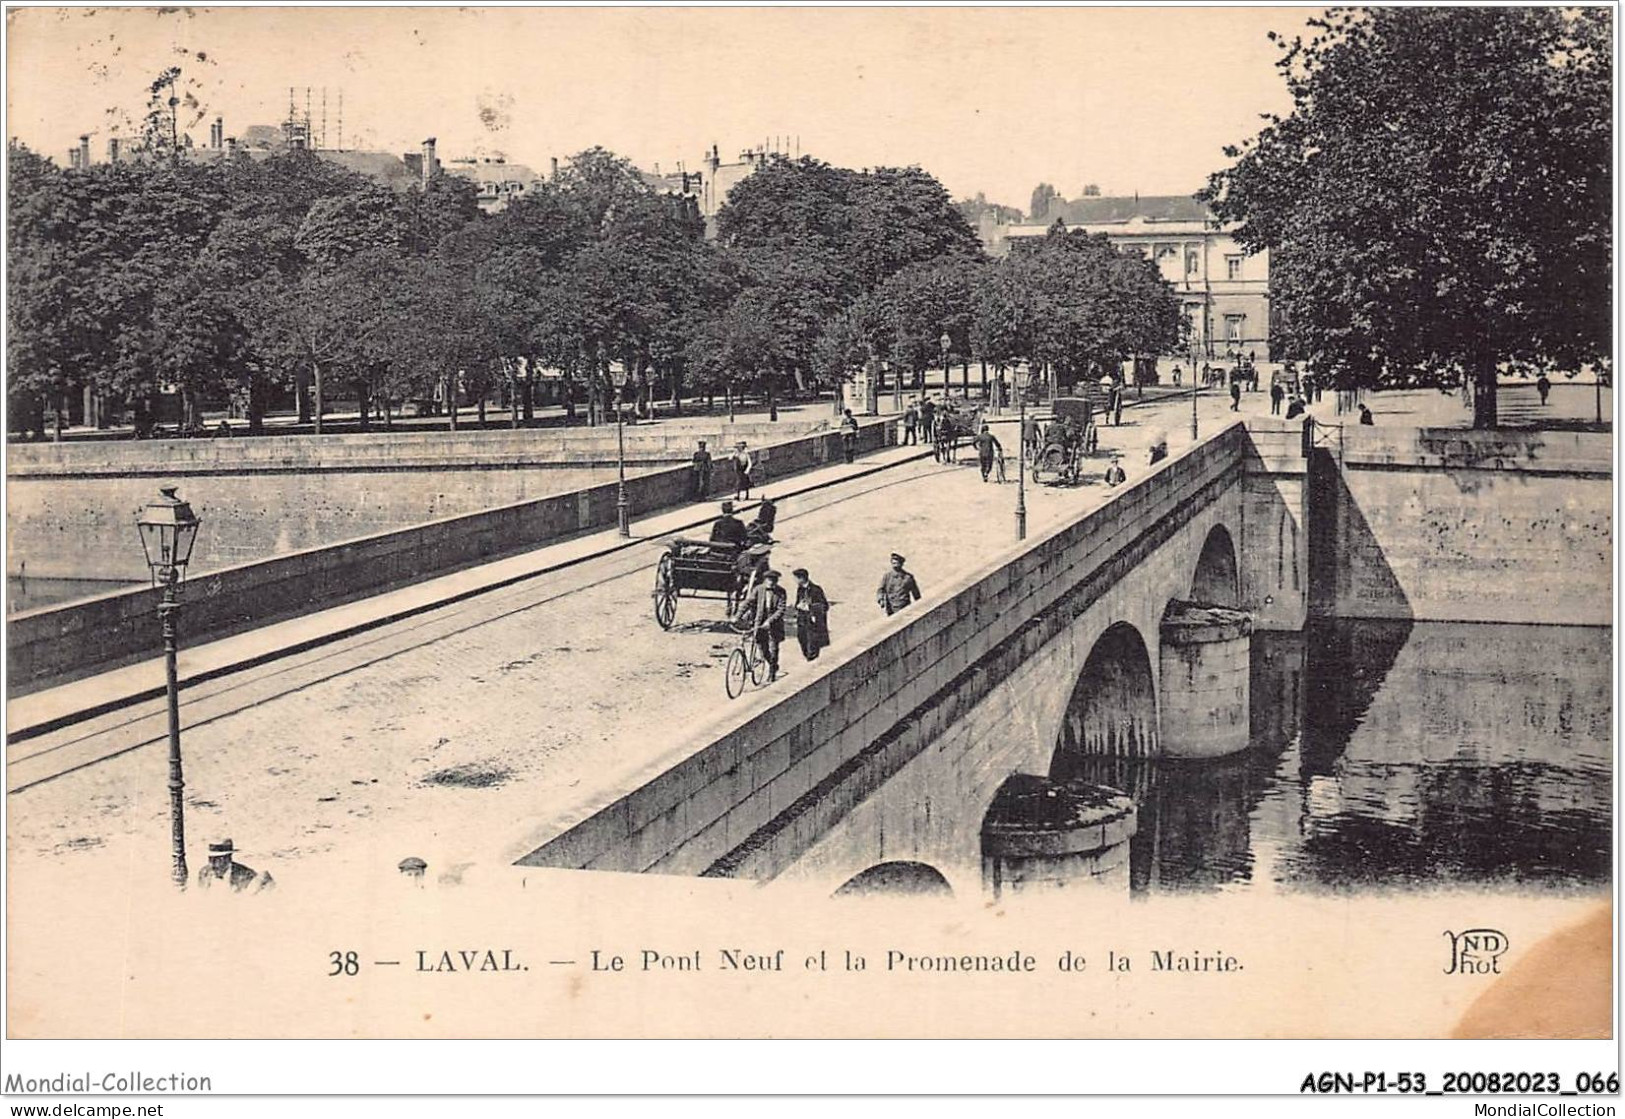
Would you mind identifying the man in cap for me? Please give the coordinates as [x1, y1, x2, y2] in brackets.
[876, 553, 922, 616]
[709, 501, 748, 548]
[1104, 454, 1127, 487]
[196, 838, 275, 893]
[973, 423, 1004, 483]
[691, 440, 713, 499]
[792, 567, 830, 661]
[749, 569, 788, 681]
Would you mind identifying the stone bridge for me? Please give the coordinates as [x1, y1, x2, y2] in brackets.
[517, 419, 1312, 896]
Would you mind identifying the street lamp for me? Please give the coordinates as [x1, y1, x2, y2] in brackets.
[1189, 342, 1201, 442]
[940, 332, 952, 398]
[135, 485, 201, 890]
[611, 365, 631, 537]
[1014, 366, 1030, 541]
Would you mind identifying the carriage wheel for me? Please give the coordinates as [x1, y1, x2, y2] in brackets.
[725, 645, 751, 699]
[653, 554, 677, 630]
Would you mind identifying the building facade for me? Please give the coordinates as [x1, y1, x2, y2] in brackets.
[999, 194, 1272, 363]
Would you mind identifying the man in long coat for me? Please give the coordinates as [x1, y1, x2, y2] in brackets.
[792, 567, 831, 661]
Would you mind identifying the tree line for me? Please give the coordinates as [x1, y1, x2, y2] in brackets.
[7, 132, 1182, 437]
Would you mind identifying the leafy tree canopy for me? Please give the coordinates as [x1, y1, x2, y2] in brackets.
[1201, 6, 1611, 427]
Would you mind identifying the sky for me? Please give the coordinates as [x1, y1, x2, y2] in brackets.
[5, 5, 1314, 209]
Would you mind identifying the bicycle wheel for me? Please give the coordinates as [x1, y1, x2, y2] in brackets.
[725, 646, 750, 699]
[747, 637, 770, 686]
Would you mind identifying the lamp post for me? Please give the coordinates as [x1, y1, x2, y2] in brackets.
[1189, 343, 1201, 442]
[611, 365, 631, 537]
[1014, 366, 1030, 541]
[940, 332, 952, 398]
[136, 485, 201, 890]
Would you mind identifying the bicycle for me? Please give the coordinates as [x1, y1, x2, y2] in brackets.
[724, 625, 771, 699]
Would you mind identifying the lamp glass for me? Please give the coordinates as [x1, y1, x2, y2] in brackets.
[136, 486, 200, 578]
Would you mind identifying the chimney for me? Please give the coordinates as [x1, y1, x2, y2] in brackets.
[211, 116, 223, 149]
[78, 134, 90, 167]
[550, 156, 559, 180]
[226, 136, 237, 154]
[68, 147, 80, 170]
[421, 137, 438, 182]
[107, 137, 120, 163]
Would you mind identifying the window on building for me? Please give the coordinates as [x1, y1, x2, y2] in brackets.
[1226, 255, 1243, 281]
[1155, 244, 1177, 263]
[1186, 249, 1200, 276]
[1224, 314, 1246, 342]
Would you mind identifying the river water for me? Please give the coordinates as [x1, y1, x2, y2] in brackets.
[1069, 620, 1613, 895]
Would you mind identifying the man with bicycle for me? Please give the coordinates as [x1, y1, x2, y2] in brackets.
[744, 569, 788, 682]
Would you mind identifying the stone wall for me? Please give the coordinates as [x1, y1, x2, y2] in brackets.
[1313, 427, 1613, 626]
[7, 419, 828, 581]
[8, 421, 885, 691]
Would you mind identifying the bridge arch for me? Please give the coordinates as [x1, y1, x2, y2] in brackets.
[1051, 621, 1158, 778]
[832, 860, 954, 899]
[1190, 524, 1240, 607]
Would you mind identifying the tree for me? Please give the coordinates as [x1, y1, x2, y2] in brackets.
[1201, 6, 1611, 427]
[1029, 182, 1059, 223]
[973, 223, 1179, 388]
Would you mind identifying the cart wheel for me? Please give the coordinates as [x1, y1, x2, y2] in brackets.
[655, 587, 677, 629]
[725, 646, 750, 699]
[654, 555, 677, 630]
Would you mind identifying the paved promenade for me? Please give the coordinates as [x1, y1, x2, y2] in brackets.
[7, 391, 1244, 891]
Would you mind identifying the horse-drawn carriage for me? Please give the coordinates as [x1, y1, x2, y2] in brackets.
[651, 538, 773, 631]
[932, 400, 986, 463]
[1029, 403, 1099, 486]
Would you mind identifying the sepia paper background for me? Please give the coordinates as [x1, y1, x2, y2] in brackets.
[3, 4, 1615, 1054]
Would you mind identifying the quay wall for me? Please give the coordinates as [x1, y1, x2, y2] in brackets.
[7, 421, 886, 692]
[6, 419, 828, 581]
[1309, 426, 1613, 626]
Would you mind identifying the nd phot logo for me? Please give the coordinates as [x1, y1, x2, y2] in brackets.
[1443, 928, 1509, 975]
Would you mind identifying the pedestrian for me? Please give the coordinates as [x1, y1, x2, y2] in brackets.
[1201, 362, 1213, 388]
[1358, 403, 1374, 425]
[1285, 395, 1306, 420]
[1300, 372, 1314, 403]
[919, 397, 936, 442]
[903, 402, 919, 445]
[1171, 364, 1183, 387]
[691, 439, 713, 500]
[876, 552, 921, 616]
[973, 423, 1003, 483]
[1313, 375, 1324, 403]
[1270, 381, 1284, 415]
[196, 838, 275, 893]
[1104, 456, 1127, 486]
[840, 408, 860, 464]
[1230, 380, 1242, 411]
[1112, 385, 1124, 427]
[1023, 412, 1042, 458]
[749, 570, 787, 682]
[1536, 373, 1551, 405]
[792, 567, 830, 661]
[733, 442, 754, 499]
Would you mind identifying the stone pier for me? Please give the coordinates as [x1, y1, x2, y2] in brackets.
[1157, 601, 1252, 758]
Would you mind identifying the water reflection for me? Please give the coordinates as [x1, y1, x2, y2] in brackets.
[1079, 621, 1612, 895]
